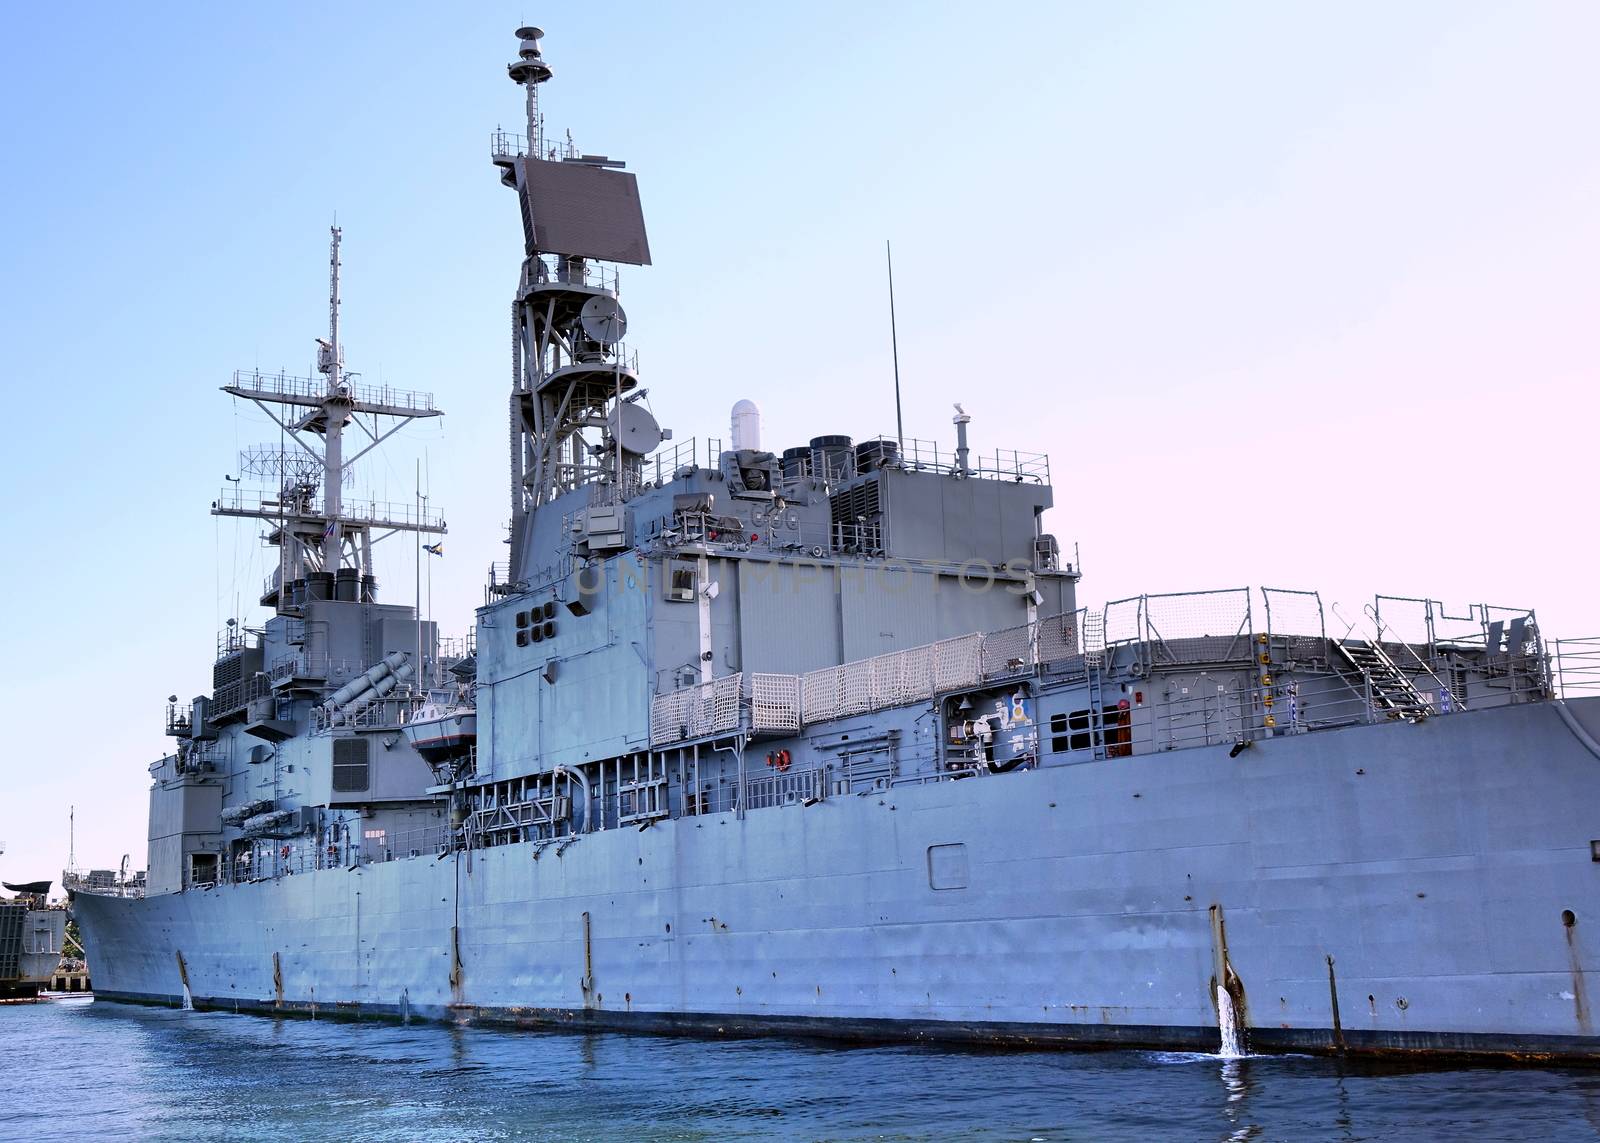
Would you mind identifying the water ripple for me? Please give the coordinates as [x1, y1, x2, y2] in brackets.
[3, 998, 1598, 1142]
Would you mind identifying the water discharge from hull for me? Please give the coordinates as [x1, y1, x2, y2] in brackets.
[175, 950, 193, 1012]
[1217, 982, 1245, 1058]
[1209, 904, 1248, 1058]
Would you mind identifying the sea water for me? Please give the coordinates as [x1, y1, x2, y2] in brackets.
[5, 997, 1599, 1141]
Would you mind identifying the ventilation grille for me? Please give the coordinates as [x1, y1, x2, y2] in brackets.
[213, 647, 263, 694]
[0, 905, 22, 981]
[828, 478, 883, 550]
[332, 738, 370, 793]
[213, 652, 244, 690]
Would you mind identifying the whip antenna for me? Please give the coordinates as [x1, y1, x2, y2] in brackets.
[887, 240, 905, 454]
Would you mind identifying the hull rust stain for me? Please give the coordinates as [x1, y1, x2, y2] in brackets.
[89, 987, 1600, 1064]
[1566, 910, 1590, 1035]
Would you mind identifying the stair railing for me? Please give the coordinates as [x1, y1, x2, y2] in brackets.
[1361, 603, 1465, 712]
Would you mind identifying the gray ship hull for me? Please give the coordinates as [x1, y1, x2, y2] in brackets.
[75, 699, 1600, 1060]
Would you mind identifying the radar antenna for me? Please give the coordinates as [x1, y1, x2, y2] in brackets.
[239, 444, 328, 488]
[491, 27, 656, 581]
[507, 26, 553, 154]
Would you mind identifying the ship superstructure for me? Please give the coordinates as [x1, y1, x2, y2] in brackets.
[72, 29, 1600, 1061]
[145, 226, 454, 895]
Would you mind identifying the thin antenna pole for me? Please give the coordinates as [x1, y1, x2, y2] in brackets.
[425, 453, 433, 685]
[322, 227, 344, 570]
[416, 460, 423, 684]
[886, 240, 905, 454]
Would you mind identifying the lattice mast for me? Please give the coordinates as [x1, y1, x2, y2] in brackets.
[215, 227, 446, 615]
[496, 27, 656, 581]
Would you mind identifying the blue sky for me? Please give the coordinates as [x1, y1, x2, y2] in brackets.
[2, 2, 1596, 879]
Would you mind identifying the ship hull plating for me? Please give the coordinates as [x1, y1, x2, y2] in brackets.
[75, 700, 1600, 1060]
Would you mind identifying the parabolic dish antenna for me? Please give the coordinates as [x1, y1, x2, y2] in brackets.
[607, 401, 662, 455]
[580, 295, 628, 345]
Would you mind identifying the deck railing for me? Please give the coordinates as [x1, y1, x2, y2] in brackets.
[489, 129, 579, 162]
[228, 368, 437, 414]
[648, 584, 1568, 747]
[1553, 638, 1600, 699]
[861, 436, 1051, 484]
[648, 674, 744, 746]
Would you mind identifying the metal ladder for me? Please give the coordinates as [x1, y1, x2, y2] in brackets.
[1333, 640, 1431, 719]
[1081, 610, 1109, 758]
[1086, 666, 1107, 759]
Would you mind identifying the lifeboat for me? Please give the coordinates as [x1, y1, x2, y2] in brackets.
[402, 688, 477, 761]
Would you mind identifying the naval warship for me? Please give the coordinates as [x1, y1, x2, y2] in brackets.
[73, 29, 1600, 1061]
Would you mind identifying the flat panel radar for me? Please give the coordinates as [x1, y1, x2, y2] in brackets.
[516, 157, 652, 265]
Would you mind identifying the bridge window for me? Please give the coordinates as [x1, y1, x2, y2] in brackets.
[666, 564, 696, 603]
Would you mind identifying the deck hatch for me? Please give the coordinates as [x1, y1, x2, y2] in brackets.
[928, 843, 969, 890]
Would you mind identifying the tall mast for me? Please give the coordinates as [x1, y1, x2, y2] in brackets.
[886, 240, 905, 455]
[216, 230, 445, 616]
[321, 226, 346, 569]
[493, 27, 656, 583]
[513, 27, 549, 153]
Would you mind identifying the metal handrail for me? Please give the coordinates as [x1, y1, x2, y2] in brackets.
[1357, 603, 1471, 709]
[1058, 652, 1552, 759]
[642, 436, 724, 485]
[228, 368, 436, 412]
[529, 254, 619, 294]
[489, 129, 579, 162]
[547, 343, 638, 378]
[214, 486, 444, 530]
[312, 695, 426, 733]
[1553, 638, 1600, 699]
[858, 435, 1051, 484]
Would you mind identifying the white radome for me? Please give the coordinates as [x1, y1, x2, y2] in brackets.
[730, 399, 762, 452]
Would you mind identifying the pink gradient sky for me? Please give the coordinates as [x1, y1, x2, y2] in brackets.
[1, 3, 1595, 880]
